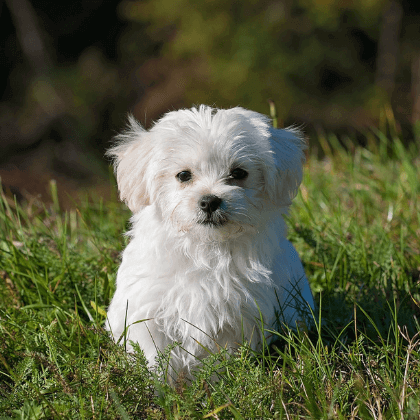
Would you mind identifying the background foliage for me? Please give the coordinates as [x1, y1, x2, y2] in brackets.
[1, 0, 420, 200]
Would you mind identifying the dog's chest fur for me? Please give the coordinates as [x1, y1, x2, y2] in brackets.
[114, 205, 283, 351]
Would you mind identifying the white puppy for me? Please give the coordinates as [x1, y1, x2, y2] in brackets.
[106, 105, 314, 378]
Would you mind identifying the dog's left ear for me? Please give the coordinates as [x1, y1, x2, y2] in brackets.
[266, 126, 307, 207]
[107, 115, 154, 212]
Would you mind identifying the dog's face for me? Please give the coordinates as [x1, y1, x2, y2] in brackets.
[108, 106, 306, 240]
[155, 123, 269, 238]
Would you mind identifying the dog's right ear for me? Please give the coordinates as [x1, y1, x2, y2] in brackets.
[107, 115, 153, 212]
[266, 126, 307, 207]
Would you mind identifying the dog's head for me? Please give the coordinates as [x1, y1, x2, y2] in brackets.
[108, 106, 306, 239]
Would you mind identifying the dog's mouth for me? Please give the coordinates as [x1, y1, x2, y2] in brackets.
[198, 219, 227, 227]
[196, 212, 228, 228]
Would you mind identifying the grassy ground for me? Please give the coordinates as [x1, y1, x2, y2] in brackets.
[0, 124, 419, 419]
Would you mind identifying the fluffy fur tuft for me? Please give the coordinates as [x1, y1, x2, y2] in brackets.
[106, 105, 314, 379]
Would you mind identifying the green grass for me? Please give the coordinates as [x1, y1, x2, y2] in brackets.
[1, 126, 419, 419]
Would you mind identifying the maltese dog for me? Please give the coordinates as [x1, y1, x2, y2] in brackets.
[106, 105, 314, 378]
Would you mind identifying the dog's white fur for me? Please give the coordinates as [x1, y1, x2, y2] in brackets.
[106, 105, 314, 377]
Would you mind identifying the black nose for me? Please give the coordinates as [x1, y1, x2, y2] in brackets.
[199, 195, 222, 214]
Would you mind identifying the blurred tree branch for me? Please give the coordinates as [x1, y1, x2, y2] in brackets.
[5, 0, 53, 76]
[375, 0, 403, 97]
[3, 0, 75, 156]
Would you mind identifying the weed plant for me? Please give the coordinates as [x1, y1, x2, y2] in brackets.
[0, 122, 419, 418]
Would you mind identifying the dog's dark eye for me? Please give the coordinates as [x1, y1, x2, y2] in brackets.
[176, 170, 192, 182]
[230, 168, 248, 180]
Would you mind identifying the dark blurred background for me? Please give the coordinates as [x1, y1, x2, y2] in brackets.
[1, 0, 420, 205]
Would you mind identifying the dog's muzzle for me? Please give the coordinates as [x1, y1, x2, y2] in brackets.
[197, 194, 227, 227]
